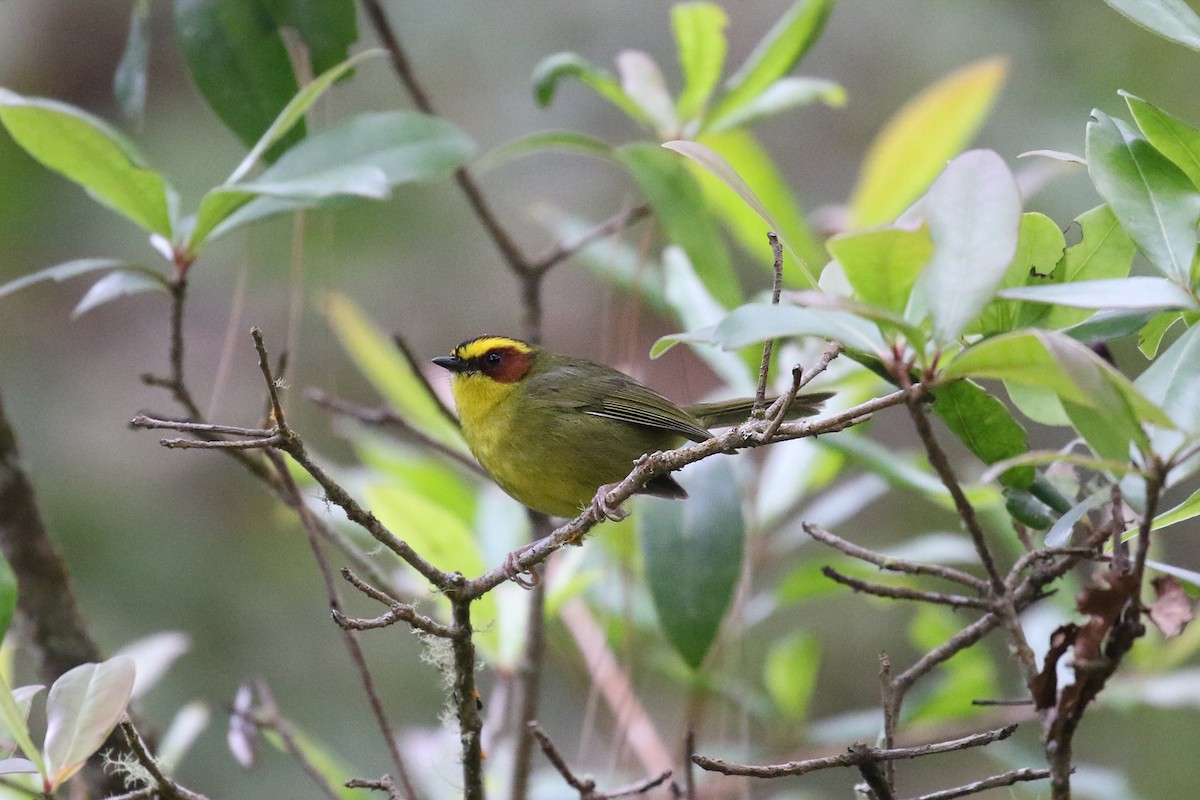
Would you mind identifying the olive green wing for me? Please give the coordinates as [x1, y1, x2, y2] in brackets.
[586, 381, 714, 443]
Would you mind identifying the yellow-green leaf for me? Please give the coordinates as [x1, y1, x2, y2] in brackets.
[849, 58, 1007, 228]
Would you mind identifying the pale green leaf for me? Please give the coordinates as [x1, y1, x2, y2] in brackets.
[1101, 0, 1200, 50]
[662, 139, 817, 286]
[72, 270, 168, 318]
[532, 52, 650, 124]
[692, 129, 824, 281]
[0, 89, 172, 235]
[715, 0, 834, 124]
[707, 76, 844, 133]
[227, 48, 385, 184]
[618, 143, 740, 307]
[828, 226, 932, 314]
[1086, 110, 1200, 285]
[1123, 92, 1200, 188]
[672, 2, 728, 121]
[849, 58, 1008, 227]
[918, 149, 1023, 344]
[44, 657, 137, 790]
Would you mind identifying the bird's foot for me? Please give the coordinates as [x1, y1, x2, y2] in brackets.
[588, 482, 628, 522]
[503, 542, 541, 590]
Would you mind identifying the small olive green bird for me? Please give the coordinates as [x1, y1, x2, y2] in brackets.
[433, 335, 830, 519]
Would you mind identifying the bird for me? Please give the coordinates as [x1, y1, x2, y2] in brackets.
[432, 335, 830, 520]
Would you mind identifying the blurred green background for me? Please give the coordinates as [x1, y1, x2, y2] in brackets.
[2, 1, 1199, 797]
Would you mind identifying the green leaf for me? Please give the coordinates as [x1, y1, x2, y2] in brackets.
[653, 302, 886, 358]
[1042, 204, 1138, 330]
[200, 111, 473, 245]
[945, 330, 1171, 458]
[260, 0, 358, 75]
[640, 456, 744, 669]
[707, 77, 844, 133]
[933, 379, 1032, 489]
[849, 58, 1008, 227]
[714, 0, 834, 125]
[918, 149, 1023, 345]
[531, 52, 650, 124]
[43, 657, 137, 790]
[672, 2, 728, 121]
[0, 758, 38, 775]
[827, 226, 932, 314]
[1147, 486, 1200, 533]
[0, 258, 133, 301]
[692, 129, 824, 282]
[72, 269, 169, 318]
[1139, 310, 1186, 358]
[0, 552, 14, 646]
[114, 0, 150, 123]
[1136, 323, 1200, 432]
[476, 130, 616, 173]
[662, 139, 818, 285]
[1086, 110, 1200, 285]
[1002, 277, 1198, 311]
[324, 294, 468, 456]
[615, 51, 679, 136]
[227, 48, 384, 184]
[0, 90, 172, 235]
[976, 212, 1066, 334]
[763, 632, 820, 719]
[1123, 92, 1200, 189]
[618, 143, 740, 307]
[1101, 0, 1200, 50]
[1062, 309, 1161, 344]
[175, 0, 302, 159]
[0, 679, 44, 779]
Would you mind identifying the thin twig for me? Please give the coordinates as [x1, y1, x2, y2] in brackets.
[693, 725, 1018, 778]
[529, 722, 672, 800]
[346, 775, 404, 800]
[265, 452, 420, 800]
[530, 203, 652, 275]
[118, 717, 210, 800]
[901, 384, 1004, 594]
[753, 232, 785, 416]
[449, 595, 485, 800]
[759, 343, 843, 443]
[852, 744, 895, 800]
[804, 524, 988, 591]
[902, 767, 1050, 800]
[248, 681, 343, 800]
[821, 566, 993, 609]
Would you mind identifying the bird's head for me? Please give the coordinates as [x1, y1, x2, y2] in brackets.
[434, 333, 537, 393]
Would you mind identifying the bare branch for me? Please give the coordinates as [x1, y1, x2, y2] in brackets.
[529, 721, 672, 800]
[753, 232, 785, 416]
[118, 717, 210, 800]
[804, 524, 988, 591]
[759, 343, 843, 443]
[694, 725, 1018, 778]
[346, 775, 404, 800]
[821, 566, 992, 609]
[903, 767, 1050, 800]
[530, 203, 652, 275]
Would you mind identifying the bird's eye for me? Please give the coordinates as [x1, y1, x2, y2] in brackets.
[485, 351, 502, 367]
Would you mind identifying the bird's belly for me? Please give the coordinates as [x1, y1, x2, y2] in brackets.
[464, 411, 676, 518]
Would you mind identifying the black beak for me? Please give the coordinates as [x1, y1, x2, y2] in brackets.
[432, 354, 469, 373]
